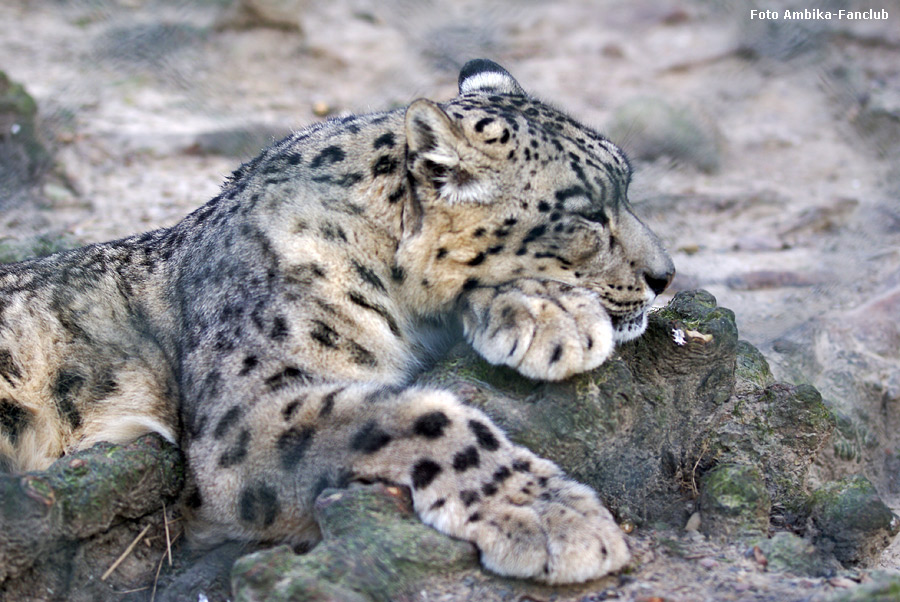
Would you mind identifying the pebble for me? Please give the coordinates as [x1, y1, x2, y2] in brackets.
[752, 545, 768, 568]
[312, 101, 332, 117]
[601, 43, 624, 58]
[828, 577, 857, 589]
[684, 512, 701, 532]
[699, 557, 718, 570]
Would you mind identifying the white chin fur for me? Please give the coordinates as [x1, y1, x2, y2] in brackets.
[613, 311, 648, 343]
[439, 179, 492, 204]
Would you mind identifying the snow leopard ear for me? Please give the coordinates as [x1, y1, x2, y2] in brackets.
[405, 99, 465, 171]
[458, 59, 525, 96]
[405, 99, 492, 204]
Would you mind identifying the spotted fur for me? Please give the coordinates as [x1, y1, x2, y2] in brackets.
[0, 60, 673, 583]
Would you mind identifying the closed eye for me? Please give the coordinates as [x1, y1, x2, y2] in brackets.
[555, 186, 609, 226]
[576, 208, 609, 226]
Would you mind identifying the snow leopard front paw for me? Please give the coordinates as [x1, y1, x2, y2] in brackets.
[460, 280, 614, 381]
[454, 454, 631, 584]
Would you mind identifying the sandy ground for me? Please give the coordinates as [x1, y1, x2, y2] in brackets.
[2, 0, 900, 599]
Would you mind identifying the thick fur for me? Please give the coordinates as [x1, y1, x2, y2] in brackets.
[0, 60, 673, 583]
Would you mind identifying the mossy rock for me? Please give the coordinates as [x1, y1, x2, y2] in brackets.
[0, 70, 51, 203]
[0, 434, 184, 597]
[711, 381, 834, 511]
[808, 475, 899, 565]
[656, 288, 720, 324]
[418, 289, 843, 540]
[827, 570, 900, 602]
[752, 531, 839, 577]
[734, 339, 774, 394]
[1, 290, 869, 599]
[231, 484, 478, 602]
[699, 464, 770, 537]
[419, 289, 741, 527]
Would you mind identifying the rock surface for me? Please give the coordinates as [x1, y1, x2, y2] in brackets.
[809, 476, 900, 566]
[231, 484, 479, 602]
[0, 435, 183, 600]
[699, 464, 771, 538]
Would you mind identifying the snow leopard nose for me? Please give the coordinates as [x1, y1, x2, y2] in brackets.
[644, 265, 675, 296]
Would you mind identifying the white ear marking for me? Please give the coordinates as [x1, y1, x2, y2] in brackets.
[460, 72, 516, 95]
[457, 59, 526, 96]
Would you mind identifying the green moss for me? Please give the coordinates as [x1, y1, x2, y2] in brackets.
[761, 383, 835, 439]
[735, 340, 773, 390]
[21, 476, 54, 503]
[661, 289, 719, 320]
[791, 385, 835, 430]
[653, 309, 700, 331]
[438, 353, 537, 398]
[773, 476, 811, 513]
[233, 485, 477, 601]
[700, 464, 770, 536]
[0, 70, 50, 177]
[829, 570, 900, 602]
[807, 475, 898, 565]
[653, 291, 737, 337]
[809, 476, 894, 533]
[0, 71, 38, 117]
[751, 532, 834, 577]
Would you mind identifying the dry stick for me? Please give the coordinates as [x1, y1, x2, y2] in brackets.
[151, 530, 183, 602]
[102, 523, 152, 581]
[162, 501, 173, 567]
[690, 439, 710, 497]
[112, 586, 151, 594]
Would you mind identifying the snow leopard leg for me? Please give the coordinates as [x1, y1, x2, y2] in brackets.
[184, 382, 630, 584]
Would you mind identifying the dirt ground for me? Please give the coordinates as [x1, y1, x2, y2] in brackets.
[2, 0, 900, 600]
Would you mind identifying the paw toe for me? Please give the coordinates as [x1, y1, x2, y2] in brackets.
[544, 515, 631, 583]
[471, 472, 630, 584]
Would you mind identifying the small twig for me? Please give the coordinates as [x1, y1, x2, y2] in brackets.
[690, 440, 710, 497]
[163, 501, 173, 567]
[151, 530, 183, 602]
[102, 523, 152, 581]
[111, 586, 151, 594]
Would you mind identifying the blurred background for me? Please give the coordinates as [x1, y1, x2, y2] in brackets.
[1, 0, 899, 550]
